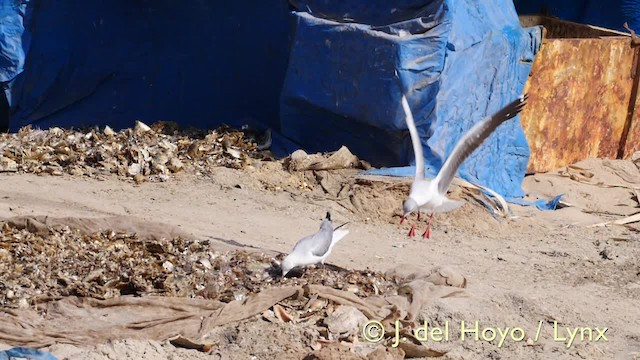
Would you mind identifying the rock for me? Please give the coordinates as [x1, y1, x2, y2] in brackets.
[291, 149, 308, 162]
[134, 173, 145, 184]
[324, 305, 368, 336]
[128, 163, 141, 176]
[167, 158, 183, 173]
[366, 346, 405, 360]
[599, 248, 615, 260]
[303, 343, 365, 360]
[0, 157, 18, 172]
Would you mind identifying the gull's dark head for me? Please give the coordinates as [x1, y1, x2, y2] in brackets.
[320, 211, 333, 231]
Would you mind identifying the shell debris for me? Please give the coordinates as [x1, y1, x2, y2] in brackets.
[0, 223, 396, 320]
[0, 121, 269, 182]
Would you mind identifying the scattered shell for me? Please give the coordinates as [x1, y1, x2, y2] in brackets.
[198, 258, 212, 270]
[346, 285, 359, 294]
[274, 304, 294, 323]
[163, 261, 174, 273]
[17, 298, 28, 309]
[307, 298, 328, 312]
[0, 122, 264, 183]
[104, 126, 116, 136]
[134, 120, 152, 133]
[167, 158, 184, 172]
[225, 148, 242, 159]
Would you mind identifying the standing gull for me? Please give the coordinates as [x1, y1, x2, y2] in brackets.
[281, 212, 349, 277]
[400, 93, 529, 238]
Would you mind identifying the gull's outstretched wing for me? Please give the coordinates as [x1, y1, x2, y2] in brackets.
[433, 94, 529, 195]
[401, 95, 425, 180]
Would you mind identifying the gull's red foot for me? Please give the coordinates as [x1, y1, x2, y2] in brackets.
[422, 226, 431, 239]
[408, 223, 416, 237]
[423, 213, 434, 239]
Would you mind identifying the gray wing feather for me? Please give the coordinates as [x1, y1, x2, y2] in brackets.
[434, 94, 528, 195]
[292, 226, 333, 257]
[309, 226, 333, 257]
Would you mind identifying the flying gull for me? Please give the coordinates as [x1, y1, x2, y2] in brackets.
[281, 212, 349, 276]
[400, 93, 529, 238]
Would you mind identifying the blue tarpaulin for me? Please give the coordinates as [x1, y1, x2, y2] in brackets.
[0, 347, 57, 360]
[0, 1, 29, 85]
[1, 0, 564, 208]
[281, 0, 543, 200]
[2, 0, 292, 138]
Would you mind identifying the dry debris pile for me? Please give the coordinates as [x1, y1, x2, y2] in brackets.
[0, 121, 269, 182]
[0, 223, 395, 310]
[0, 223, 467, 359]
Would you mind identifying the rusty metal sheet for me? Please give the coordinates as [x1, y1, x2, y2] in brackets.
[519, 15, 629, 39]
[520, 37, 635, 173]
[623, 83, 640, 158]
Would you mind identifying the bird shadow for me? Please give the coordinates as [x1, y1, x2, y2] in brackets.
[208, 236, 267, 250]
[266, 263, 349, 279]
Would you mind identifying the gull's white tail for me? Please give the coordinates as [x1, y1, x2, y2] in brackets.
[332, 229, 349, 243]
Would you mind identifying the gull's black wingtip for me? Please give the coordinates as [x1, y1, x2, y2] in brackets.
[325, 211, 331, 221]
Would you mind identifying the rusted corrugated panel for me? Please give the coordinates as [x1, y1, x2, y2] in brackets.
[623, 76, 640, 158]
[624, 122, 640, 158]
[519, 15, 629, 39]
[521, 37, 635, 173]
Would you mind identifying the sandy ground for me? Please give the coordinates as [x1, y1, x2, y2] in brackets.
[1, 156, 640, 359]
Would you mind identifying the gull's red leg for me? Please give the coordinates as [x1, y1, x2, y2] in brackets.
[422, 213, 434, 239]
[408, 223, 416, 237]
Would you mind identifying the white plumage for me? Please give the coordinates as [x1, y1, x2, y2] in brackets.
[281, 212, 349, 276]
[400, 93, 529, 238]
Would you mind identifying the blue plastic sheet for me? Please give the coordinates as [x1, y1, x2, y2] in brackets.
[0, 347, 57, 360]
[280, 0, 543, 200]
[0, 1, 29, 86]
[3, 0, 292, 135]
[506, 194, 564, 211]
